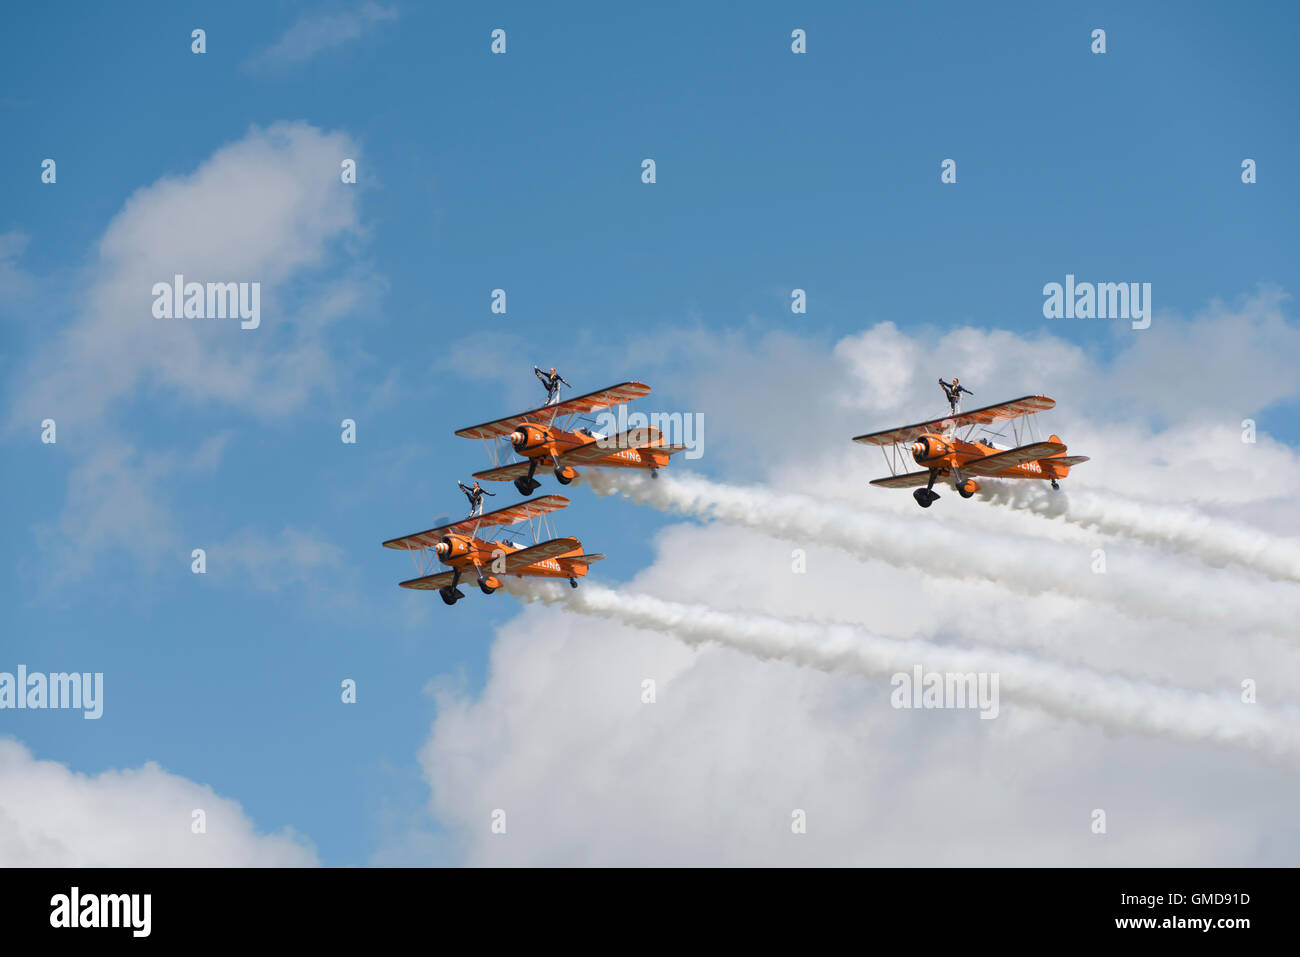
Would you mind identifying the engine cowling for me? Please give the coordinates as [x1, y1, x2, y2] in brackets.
[510, 424, 552, 454]
[436, 535, 472, 560]
[911, 433, 952, 465]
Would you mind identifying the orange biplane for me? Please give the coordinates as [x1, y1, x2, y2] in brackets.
[382, 494, 603, 605]
[853, 395, 1089, 508]
[455, 381, 687, 496]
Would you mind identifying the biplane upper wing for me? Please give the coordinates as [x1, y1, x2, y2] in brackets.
[399, 570, 459, 591]
[958, 441, 1067, 477]
[454, 382, 653, 440]
[560, 427, 662, 464]
[852, 395, 1056, 447]
[499, 537, 582, 573]
[869, 470, 937, 489]
[381, 494, 570, 550]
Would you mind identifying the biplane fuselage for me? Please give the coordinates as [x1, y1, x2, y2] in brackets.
[910, 432, 1078, 482]
[435, 532, 595, 584]
[510, 422, 677, 473]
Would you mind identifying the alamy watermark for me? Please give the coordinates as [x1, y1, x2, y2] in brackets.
[1042, 274, 1151, 330]
[0, 666, 103, 719]
[890, 666, 999, 719]
[152, 274, 260, 329]
[593, 406, 705, 460]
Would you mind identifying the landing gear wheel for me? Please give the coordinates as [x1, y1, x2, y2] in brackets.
[650, 468, 659, 480]
[554, 465, 577, 485]
[912, 488, 939, 508]
[514, 476, 542, 496]
[439, 586, 462, 606]
[1051, 479, 1060, 490]
[957, 478, 979, 499]
[569, 577, 579, 589]
[479, 581, 497, 595]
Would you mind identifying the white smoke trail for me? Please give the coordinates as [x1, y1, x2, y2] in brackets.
[977, 480, 1300, 583]
[504, 579, 1300, 757]
[580, 471, 1298, 638]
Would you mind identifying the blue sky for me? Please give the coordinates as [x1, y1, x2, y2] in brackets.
[2, 2, 1298, 866]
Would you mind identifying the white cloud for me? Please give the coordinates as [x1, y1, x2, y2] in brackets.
[8, 123, 375, 583]
[32, 435, 229, 588]
[418, 292, 1300, 865]
[8, 121, 370, 432]
[0, 739, 317, 866]
[244, 3, 399, 72]
[0, 230, 35, 310]
[209, 527, 345, 592]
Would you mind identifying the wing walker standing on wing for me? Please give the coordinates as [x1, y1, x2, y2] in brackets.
[534, 365, 571, 406]
[457, 479, 495, 517]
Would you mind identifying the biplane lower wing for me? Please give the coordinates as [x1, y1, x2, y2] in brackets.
[472, 461, 535, 482]
[471, 434, 687, 482]
[382, 494, 570, 550]
[454, 382, 653, 440]
[852, 395, 1056, 447]
[399, 570, 458, 591]
[560, 427, 662, 464]
[499, 537, 582, 572]
[869, 470, 936, 489]
[959, 442, 1066, 477]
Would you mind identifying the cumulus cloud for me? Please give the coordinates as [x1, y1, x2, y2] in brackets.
[7, 123, 375, 583]
[418, 292, 1300, 866]
[507, 581, 1300, 757]
[0, 739, 317, 866]
[8, 121, 370, 432]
